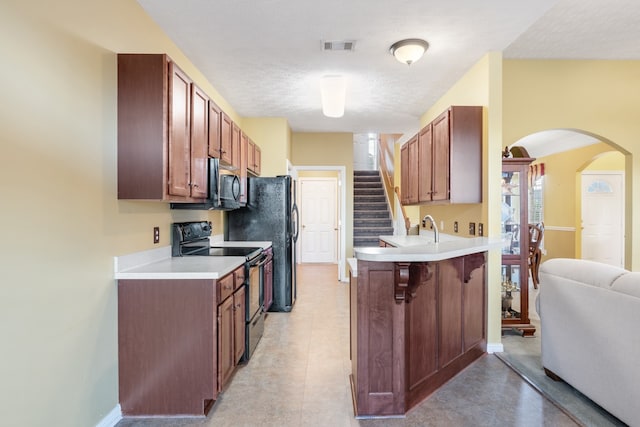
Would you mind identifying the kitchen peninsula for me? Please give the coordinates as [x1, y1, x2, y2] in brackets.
[349, 234, 496, 417]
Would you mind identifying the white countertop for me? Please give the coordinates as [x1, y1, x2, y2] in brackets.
[116, 256, 246, 280]
[354, 234, 500, 262]
[114, 240, 272, 280]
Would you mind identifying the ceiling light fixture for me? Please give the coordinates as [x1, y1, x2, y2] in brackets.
[320, 75, 346, 118]
[389, 38, 429, 65]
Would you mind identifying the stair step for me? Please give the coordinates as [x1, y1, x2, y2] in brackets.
[354, 210, 390, 219]
[355, 222, 393, 230]
[354, 195, 386, 203]
[354, 225, 393, 235]
[354, 170, 380, 176]
[354, 188, 384, 196]
[354, 181, 383, 188]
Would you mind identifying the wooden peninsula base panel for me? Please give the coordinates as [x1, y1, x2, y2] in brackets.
[350, 253, 487, 417]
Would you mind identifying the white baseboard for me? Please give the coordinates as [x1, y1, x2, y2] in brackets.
[96, 404, 122, 427]
[487, 342, 504, 354]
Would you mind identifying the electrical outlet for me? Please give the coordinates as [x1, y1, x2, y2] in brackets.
[478, 223, 484, 236]
[153, 226, 160, 244]
[453, 221, 459, 233]
[469, 222, 476, 236]
[440, 220, 444, 231]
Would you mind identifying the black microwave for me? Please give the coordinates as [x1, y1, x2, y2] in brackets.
[171, 158, 242, 211]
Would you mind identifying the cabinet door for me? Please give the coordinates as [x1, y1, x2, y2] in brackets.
[254, 144, 261, 175]
[217, 296, 234, 391]
[220, 111, 233, 165]
[208, 101, 222, 158]
[239, 131, 248, 204]
[190, 84, 209, 199]
[463, 254, 485, 350]
[438, 258, 463, 368]
[407, 135, 419, 204]
[247, 140, 256, 173]
[406, 263, 438, 391]
[418, 124, 433, 202]
[168, 62, 192, 197]
[233, 286, 246, 363]
[231, 122, 241, 169]
[400, 144, 409, 204]
[431, 110, 450, 202]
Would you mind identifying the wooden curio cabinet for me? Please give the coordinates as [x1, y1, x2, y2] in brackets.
[501, 157, 536, 336]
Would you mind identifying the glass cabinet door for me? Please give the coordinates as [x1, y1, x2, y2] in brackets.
[501, 158, 535, 336]
[501, 264, 521, 320]
[501, 170, 521, 256]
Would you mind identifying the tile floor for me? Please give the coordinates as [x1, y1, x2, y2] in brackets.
[116, 264, 577, 427]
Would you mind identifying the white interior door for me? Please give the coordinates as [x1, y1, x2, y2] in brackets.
[581, 172, 624, 267]
[299, 178, 338, 263]
[353, 133, 376, 170]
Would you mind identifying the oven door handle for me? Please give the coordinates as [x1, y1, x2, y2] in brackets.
[253, 255, 270, 268]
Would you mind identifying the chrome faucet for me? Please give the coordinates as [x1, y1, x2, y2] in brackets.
[422, 214, 439, 243]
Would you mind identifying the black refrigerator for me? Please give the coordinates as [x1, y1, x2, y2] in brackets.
[225, 176, 299, 312]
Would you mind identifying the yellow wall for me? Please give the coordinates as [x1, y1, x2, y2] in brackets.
[242, 117, 291, 176]
[586, 150, 625, 171]
[534, 143, 616, 262]
[291, 132, 354, 263]
[503, 59, 640, 269]
[0, 0, 238, 425]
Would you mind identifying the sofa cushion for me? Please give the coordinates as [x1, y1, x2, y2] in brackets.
[610, 272, 640, 298]
[539, 258, 626, 289]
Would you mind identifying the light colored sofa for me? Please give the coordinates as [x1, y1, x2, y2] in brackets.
[538, 258, 640, 426]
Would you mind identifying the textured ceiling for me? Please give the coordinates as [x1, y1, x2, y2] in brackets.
[137, 0, 640, 153]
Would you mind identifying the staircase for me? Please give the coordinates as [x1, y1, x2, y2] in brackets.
[353, 170, 394, 247]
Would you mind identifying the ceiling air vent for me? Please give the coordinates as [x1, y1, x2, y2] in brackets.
[322, 40, 356, 52]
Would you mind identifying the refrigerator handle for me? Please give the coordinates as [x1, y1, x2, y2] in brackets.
[292, 203, 300, 243]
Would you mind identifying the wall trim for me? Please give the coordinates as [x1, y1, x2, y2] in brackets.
[544, 225, 576, 232]
[95, 404, 122, 427]
[486, 342, 504, 354]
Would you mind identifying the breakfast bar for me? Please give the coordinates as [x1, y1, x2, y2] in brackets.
[349, 235, 497, 417]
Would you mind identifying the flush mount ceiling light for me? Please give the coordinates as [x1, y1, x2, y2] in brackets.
[389, 38, 429, 65]
[320, 75, 346, 118]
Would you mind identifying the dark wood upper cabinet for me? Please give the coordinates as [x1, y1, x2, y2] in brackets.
[431, 111, 451, 202]
[219, 111, 233, 166]
[190, 84, 209, 200]
[168, 62, 192, 198]
[208, 100, 222, 158]
[239, 131, 248, 204]
[117, 54, 207, 202]
[418, 124, 434, 202]
[401, 105, 482, 206]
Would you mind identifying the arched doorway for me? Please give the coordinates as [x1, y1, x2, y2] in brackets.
[510, 129, 629, 267]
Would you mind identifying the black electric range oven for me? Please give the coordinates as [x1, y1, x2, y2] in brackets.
[172, 221, 266, 361]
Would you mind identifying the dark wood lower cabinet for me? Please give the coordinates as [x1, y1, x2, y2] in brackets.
[350, 253, 487, 417]
[118, 266, 246, 416]
[118, 279, 216, 416]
